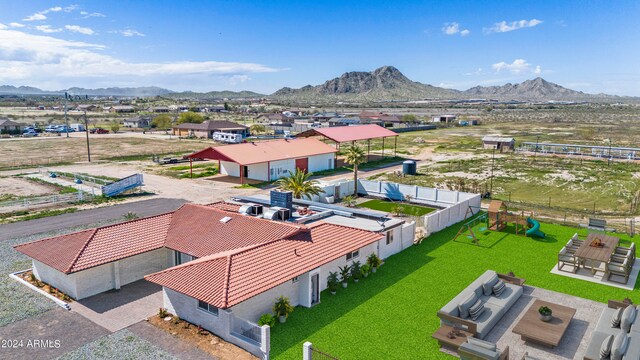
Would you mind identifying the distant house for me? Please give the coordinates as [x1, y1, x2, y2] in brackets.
[109, 105, 136, 113]
[77, 104, 99, 112]
[482, 136, 515, 152]
[255, 113, 292, 124]
[151, 107, 170, 113]
[172, 120, 248, 139]
[0, 119, 22, 134]
[312, 112, 339, 122]
[432, 115, 457, 123]
[328, 117, 361, 126]
[123, 116, 152, 128]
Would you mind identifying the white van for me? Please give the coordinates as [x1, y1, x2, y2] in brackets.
[70, 123, 85, 132]
[213, 132, 243, 143]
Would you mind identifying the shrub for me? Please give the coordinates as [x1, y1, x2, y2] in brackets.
[273, 296, 294, 319]
[327, 272, 339, 293]
[351, 261, 362, 280]
[367, 253, 381, 268]
[158, 307, 168, 318]
[338, 265, 351, 283]
[258, 313, 276, 327]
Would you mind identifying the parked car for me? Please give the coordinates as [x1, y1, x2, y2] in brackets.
[160, 157, 178, 164]
[90, 127, 109, 134]
[22, 130, 38, 137]
[44, 125, 58, 133]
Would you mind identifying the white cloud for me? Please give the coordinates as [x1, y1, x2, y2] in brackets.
[65, 25, 95, 35]
[23, 5, 78, 22]
[35, 25, 63, 33]
[80, 11, 106, 18]
[228, 75, 250, 85]
[442, 22, 470, 36]
[484, 19, 543, 33]
[9, 22, 25, 28]
[464, 68, 483, 76]
[112, 29, 145, 37]
[0, 23, 6, 30]
[24, 13, 47, 22]
[0, 28, 282, 89]
[492, 59, 543, 75]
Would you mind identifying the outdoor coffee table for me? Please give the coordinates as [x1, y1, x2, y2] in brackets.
[575, 233, 619, 274]
[432, 324, 473, 352]
[512, 299, 576, 348]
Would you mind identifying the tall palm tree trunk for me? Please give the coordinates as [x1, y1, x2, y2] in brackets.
[353, 164, 358, 196]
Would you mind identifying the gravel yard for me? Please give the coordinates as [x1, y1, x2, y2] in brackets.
[0, 221, 116, 327]
[57, 329, 177, 360]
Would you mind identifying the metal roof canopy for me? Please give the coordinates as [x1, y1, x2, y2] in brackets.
[297, 124, 398, 143]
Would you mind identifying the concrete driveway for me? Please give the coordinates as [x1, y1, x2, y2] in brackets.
[70, 279, 162, 332]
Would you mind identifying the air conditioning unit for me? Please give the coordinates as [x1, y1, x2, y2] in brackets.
[239, 203, 264, 216]
[278, 207, 291, 221]
[263, 206, 290, 221]
[250, 204, 263, 216]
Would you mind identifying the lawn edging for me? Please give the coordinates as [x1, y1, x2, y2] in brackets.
[9, 269, 71, 310]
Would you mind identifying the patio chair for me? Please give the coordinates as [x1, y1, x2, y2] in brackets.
[615, 243, 636, 262]
[558, 246, 579, 273]
[458, 338, 509, 360]
[606, 258, 632, 284]
[565, 239, 580, 251]
[570, 233, 585, 245]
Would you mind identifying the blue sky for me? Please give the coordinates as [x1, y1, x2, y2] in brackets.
[0, 0, 638, 95]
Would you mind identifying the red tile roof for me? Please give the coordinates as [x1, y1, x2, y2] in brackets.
[206, 201, 242, 212]
[146, 222, 383, 308]
[186, 138, 337, 165]
[14, 213, 173, 273]
[297, 124, 398, 143]
[164, 204, 303, 258]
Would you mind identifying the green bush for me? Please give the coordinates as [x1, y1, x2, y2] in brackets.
[258, 313, 276, 327]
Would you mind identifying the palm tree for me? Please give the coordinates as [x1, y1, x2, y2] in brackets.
[344, 144, 367, 196]
[276, 169, 324, 200]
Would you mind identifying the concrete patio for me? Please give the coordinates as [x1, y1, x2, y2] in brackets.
[483, 286, 605, 359]
[70, 279, 162, 332]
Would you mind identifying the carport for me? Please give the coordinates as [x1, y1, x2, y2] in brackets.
[296, 124, 399, 161]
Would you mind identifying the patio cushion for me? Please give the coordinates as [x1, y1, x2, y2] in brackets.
[585, 331, 619, 360]
[469, 299, 485, 321]
[624, 333, 640, 359]
[485, 283, 523, 310]
[475, 303, 504, 339]
[482, 273, 499, 296]
[466, 337, 496, 351]
[459, 292, 478, 319]
[611, 332, 629, 360]
[601, 334, 614, 358]
[459, 341, 499, 360]
[492, 280, 506, 297]
[621, 306, 637, 332]
[612, 307, 623, 328]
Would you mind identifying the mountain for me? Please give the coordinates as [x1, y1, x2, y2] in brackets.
[272, 66, 459, 102]
[0, 85, 173, 97]
[462, 77, 622, 102]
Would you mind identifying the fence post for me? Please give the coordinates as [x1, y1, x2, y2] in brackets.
[260, 325, 270, 360]
[303, 342, 313, 360]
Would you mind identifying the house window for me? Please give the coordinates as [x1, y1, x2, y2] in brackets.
[346, 250, 359, 261]
[292, 276, 299, 283]
[386, 231, 394, 245]
[198, 300, 219, 316]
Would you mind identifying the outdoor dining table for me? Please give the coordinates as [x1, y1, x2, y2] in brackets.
[574, 233, 619, 274]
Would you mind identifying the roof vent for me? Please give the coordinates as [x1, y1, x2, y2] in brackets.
[220, 216, 232, 223]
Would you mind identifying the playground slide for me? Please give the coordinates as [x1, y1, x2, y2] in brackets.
[526, 218, 546, 238]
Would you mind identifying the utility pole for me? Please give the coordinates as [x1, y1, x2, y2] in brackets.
[64, 92, 70, 138]
[84, 110, 91, 162]
[534, 135, 540, 160]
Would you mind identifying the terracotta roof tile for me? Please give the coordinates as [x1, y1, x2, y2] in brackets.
[146, 222, 383, 308]
[206, 201, 242, 213]
[164, 204, 302, 258]
[14, 213, 173, 274]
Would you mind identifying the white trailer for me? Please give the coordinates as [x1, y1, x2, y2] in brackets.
[70, 123, 86, 132]
[213, 132, 243, 143]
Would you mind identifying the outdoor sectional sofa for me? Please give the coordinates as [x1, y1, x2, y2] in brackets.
[438, 270, 524, 340]
[584, 302, 640, 360]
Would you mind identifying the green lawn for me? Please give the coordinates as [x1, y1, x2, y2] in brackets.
[358, 199, 436, 216]
[270, 217, 639, 359]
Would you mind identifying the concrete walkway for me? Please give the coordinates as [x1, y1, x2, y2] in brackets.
[70, 280, 163, 332]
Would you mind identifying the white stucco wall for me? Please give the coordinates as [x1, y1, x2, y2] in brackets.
[32, 260, 78, 299]
[231, 277, 301, 322]
[247, 162, 269, 182]
[220, 161, 240, 177]
[119, 248, 172, 286]
[378, 226, 403, 260]
[74, 262, 116, 299]
[269, 159, 295, 180]
[308, 153, 335, 173]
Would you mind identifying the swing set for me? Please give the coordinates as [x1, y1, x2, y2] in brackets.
[453, 206, 488, 245]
